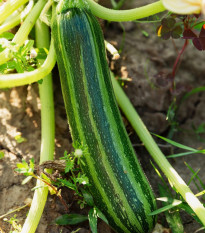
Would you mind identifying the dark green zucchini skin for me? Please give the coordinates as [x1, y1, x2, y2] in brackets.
[52, 4, 156, 233]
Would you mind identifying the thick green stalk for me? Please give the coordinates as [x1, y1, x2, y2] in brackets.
[111, 75, 205, 226]
[0, 0, 46, 65]
[87, 0, 166, 21]
[21, 20, 55, 233]
[0, 0, 34, 35]
[0, 0, 29, 24]
[0, 39, 56, 88]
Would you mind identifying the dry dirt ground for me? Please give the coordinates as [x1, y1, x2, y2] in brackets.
[0, 1, 205, 232]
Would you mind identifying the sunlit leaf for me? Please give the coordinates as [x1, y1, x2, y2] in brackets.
[196, 190, 205, 197]
[0, 32, 14, 40]
[14, 134, 27, 143]
[22, 176, 33, 185]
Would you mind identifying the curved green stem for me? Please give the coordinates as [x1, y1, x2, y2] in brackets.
[0, 39, 56, 88]
[0, 0, 46, 65]
[111, 74, 205, 226]
[0, 0, 29, 24]
[21, 20, 55, 233]
[87, 0, 166, 21]
[0, 0, 34, 35]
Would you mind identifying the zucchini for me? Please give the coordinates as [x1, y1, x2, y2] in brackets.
[51, 0, 156, 232]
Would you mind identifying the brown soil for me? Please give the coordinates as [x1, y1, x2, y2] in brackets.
[0, 1, 205, 232]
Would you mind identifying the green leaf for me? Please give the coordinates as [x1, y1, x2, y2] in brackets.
[41, 172, 51, 183]
[22, 176, 33, 185]
[21, 40, 34, 56]
[16, 160, 29, 169]
[141, 30, 149, 37]
[181, 86, 205, 104]
[0, 151, 4, 159]
[58, 178, 76, 190]
[15, 159, 34, 176]
[171, 25, 182, 39]
[110, 0, 117, 8]
[152, 133, 197, 152]
[0, 63, 7, 73]
[95, 207, 108, 225]
[149, 198, 182, 216]
[185, 162, 205, 191]
[159, 184, 184, 233]
[64, 150, 68, 157]
[196, 190, 205, 197]
[71, 228, 82, 233]
[0, 60, 16, 73]
[81, 189, 94, 206]
[179, 202, 203, 225]
[65, 159, 74, 173]
[28, 158, 35, 170]
[14, 134, 27, 143]
[188, 169, 200, 186]
[0, 44, 5, 53]
[75, 173, 89, 185]
[37, 79, 43, 84]
[0, 32, 14, 40]
[150, 160, 170, 190]
[55, 214, 88, 225]
[88, 208, 98, 233]
[36, 47, 48, 59]
[167, 150, 205, 158]
[193, 22, 205, 31]
[27, 66, 35, 72]
[13, 58, 24, 73]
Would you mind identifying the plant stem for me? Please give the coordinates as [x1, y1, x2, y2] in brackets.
[172, 39, 189, 83]
[21, 20, 55, 233]
[0, 0, 34, 35]
[0, 0, 29, 24]
[111, 74, 205, 226]
[0, 39, 56, 88]
[87, 0, 166, 21]
[0, 0, 46, 65]
[0, 204, 30, 220]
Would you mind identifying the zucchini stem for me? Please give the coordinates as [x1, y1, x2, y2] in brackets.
[0, 0, 29, 24]
[0, 0, 34, 35]
[21, 19, 55, 233]
[111, 74, 205, 226]
[87, 0, 166, 22]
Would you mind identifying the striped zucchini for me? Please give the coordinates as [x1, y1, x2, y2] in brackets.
[52, 0, 156, 232]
